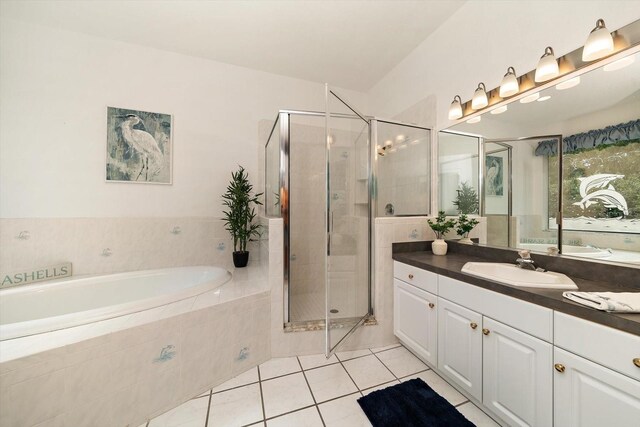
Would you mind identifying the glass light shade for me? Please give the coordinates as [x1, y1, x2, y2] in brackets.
[520, 93, 540, 103]
[556, 76, 581, 90]
[448, 95, 463, 120]
[466, 116, 481, 124]
[499, 67, 519, 97]
[535, 47, 559, 82]
[603, 55, 635, 71]
[471, 83, 488, 109]
[491, 105, 508, 115]
[582, 19, 614, 62]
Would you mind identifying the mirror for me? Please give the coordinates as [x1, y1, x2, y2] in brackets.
[440, 49, 640, 265]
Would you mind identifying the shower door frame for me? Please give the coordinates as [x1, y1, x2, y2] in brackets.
[273, 109, 375, 327]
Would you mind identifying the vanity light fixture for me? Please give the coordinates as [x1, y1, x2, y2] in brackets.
[520, 92, 540, 103]
[384, 139, 393, 147]
[556, 76, 581, 90]
[471, 83, 489, 109]
[537, 95, 551, 102]
[490, 105, 508, 115]
[535, 47, 560, 82]
[466, 116, 481, 124]
[448, 95, 463, 120]
[603, 55, 635, 71]
[499, 67, 519, 97]
[582, 19, 614, 62]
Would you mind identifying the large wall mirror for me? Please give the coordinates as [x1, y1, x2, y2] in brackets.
[439, 48, 640, 266]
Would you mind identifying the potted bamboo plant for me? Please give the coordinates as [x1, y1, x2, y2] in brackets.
[455, 214, 480, 245]
[427, 211, 456, 255]
[222, 166, 263, 268]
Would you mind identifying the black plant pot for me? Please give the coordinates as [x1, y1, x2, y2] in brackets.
[233, 251, 250, 268]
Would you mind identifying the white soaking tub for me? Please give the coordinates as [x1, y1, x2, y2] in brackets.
[0, 266, 232, 341]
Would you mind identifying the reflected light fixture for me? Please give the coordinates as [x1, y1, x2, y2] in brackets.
[537, 95, 551, 102]
[582, 19, 614, 62]
[556, 76, 581, 90]
[448, 95, 463, 120]
[384, 139, 393, 147]
[499, 67, 519, 97]
[535, 47, 559, 82]
[471, 83, 488, 109]
[466, 116, 481, 124]
[520, 92, 540, 103]
[491, 105, 508, 115]
[604, 55, 635, 71]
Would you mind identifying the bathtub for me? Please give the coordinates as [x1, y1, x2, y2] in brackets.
[0, 266, 232, 341]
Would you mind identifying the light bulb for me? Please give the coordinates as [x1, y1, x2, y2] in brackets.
[535, 47, 559, 82]
[448, 95, 463, 120]
[499, 67, 519, 97]
[471, 83, 488, 109]
[520, 93, 540, 103]
[582, 19, 614, 62]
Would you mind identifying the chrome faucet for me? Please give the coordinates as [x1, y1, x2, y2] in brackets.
[516, 250, 545, 272]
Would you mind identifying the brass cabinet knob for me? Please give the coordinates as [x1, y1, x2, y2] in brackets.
[408, 274, 414, 279]
[633, 358, 640, 368]
[555, 363, 566, 373]
[482, 328, 490, 335]
[429, 303, 435, 309]
[470, 322, 478, 329]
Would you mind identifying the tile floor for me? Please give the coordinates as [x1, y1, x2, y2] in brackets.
[140, 344, 501, 427]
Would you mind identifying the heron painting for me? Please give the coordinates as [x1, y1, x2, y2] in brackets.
[485, 155, 504, 196]
[106, 107, 172, 184]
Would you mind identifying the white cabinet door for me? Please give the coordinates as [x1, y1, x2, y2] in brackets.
[393, 279, 437, 366]
[437, 297, 482, 401]
[482, 317, 552, 427]
[554, 347, 640, 427]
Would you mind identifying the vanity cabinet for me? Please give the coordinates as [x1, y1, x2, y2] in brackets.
[394, 279, 438, 365]
[437, 297, 483, 401]
[482, 317, 552, 427]
[553, 347, 640, 427]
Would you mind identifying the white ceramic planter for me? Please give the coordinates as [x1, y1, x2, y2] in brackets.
[432, 239, 448, 255]
[458, 237, 474, 245]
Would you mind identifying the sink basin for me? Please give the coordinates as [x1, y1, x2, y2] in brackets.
[461, 262, 578, 290]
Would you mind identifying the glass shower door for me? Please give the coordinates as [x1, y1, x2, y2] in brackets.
[325, 85, 371, 356]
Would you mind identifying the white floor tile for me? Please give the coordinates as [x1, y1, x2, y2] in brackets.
[376, 346, 428, 378]
[369, 343, 400, 353]
[318, 393, 371, 427]
[298, 353, 338, 370]
[149, 396, 209, 427]
[211, 367, 259, 393]
[342, 355, 395, 390]
[261, 372, 315, 418]
[457, 402, 501, 426]
[304, 363, 358, 403]
[266, 407, 323, 427]
[361, 380, 400, 396]
[400, 370, 467, 406]
[208, 383, 263, 427]
[335, 349, 371, 362]
[259, 357, 301, 380]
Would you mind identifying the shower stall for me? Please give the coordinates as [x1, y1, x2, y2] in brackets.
[265, 86, 431, 355]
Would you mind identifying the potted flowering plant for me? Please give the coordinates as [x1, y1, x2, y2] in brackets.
[455, 214, 479, 245]
[427, 211, 456, 255]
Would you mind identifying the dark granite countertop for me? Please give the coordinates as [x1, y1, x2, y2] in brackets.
[392, 245, 640, 337]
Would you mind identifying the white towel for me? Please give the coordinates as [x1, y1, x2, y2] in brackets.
[562, 291, 640, 313]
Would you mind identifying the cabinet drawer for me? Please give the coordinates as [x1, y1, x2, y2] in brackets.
[554, 312, 640, 381]
[393, 261, 438, 294]
[439, 275, 553, 342]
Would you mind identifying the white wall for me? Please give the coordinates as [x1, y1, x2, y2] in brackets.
[0, 18, 367, 218]
[368, 0, 640, 130]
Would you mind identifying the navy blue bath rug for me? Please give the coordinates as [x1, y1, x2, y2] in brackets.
[357, 378, 475, 427]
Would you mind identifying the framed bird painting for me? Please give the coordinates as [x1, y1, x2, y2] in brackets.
[106, 106, 172, 184]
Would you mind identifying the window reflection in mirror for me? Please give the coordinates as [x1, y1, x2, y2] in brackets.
[441, 49, 639, 266]
[376, 121, 430, 216]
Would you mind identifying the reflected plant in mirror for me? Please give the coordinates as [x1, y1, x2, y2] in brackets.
[453, 181, 479, 214]
[456, 214, 480, 245]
